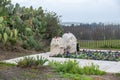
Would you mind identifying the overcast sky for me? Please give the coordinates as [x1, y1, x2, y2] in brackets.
[11, 0, 120, 24]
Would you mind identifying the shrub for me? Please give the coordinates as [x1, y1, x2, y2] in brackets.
[48, 60, 105, 75]
[17, 56, 48, 68]
[34, 56, 48, 66]
[17, 57, 35, 68]
[82, 63, 105, 75]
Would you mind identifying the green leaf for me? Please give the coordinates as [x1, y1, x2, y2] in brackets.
[3, 33, 8, 45]
[13, 29, 18, 38]
[0, 33, 2, 40]
[0, 17, 3, 23]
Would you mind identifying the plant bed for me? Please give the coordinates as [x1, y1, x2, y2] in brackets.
[0, 61, 120, 80]
[53, 50, 120, 61]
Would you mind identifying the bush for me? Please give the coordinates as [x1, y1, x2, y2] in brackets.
[82, 63, 105, 75]
[34, 56, 48, 66]
[0, 1, 63, 51]
[17, 56, 48, 68]
[48, 60, 105, 75]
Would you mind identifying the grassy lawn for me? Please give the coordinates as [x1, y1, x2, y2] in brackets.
[79, 40, 120, 50]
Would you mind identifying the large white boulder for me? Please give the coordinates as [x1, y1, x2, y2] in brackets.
[50, 37, 65, 56]
[50, 32, 77, 56]
[62, 32, 77, 53]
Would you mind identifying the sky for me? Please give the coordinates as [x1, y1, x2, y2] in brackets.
[11, 0, 120, 24]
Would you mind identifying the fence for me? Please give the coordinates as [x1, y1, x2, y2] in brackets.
[62, 23, 120, 50]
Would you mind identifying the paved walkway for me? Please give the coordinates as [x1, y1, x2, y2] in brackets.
[2, 52, 120, 73]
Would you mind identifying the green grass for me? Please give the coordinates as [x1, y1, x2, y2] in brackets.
[60, 73, 93, 80]
[79, 40, 120, 50]
[0, 62, 16, 67]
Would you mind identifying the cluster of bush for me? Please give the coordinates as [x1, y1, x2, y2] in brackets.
[0, 0, 63, 51]
[15, 57, 105, 80]
[1, 56, 105, 80]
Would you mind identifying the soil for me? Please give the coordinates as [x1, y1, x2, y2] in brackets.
[0, 66, 61, 80]
[0, 66, 120, 80]
[91, 73, 120, 80]
[0, 47, 39, 61]
[0, 48, 120, 80]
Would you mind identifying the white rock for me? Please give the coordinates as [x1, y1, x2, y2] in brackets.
[62, 32, 77, 53]
[50, 37, 65, 56]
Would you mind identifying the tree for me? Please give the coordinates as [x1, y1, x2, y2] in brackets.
[44, 12, 63, 39]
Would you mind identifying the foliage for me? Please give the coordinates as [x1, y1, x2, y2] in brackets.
[48, 60, 105, 75]
[0, 17, 19, 46]
[0, 0, 63, 50]
[17, 56, 48, 68]
[0, 0, 11, 16]
[44, 12, 63, 39]
[54, 50, 120, 61]
[22, 36, 41, 50]
[82, 63, 105, 75]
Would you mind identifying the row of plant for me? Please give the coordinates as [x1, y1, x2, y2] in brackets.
[48, 60, 105, 75]
[17, 57, 105, 80]
[53, 50, 120, 61]
[48, 60, 105, 80]
[0, 0, 63, 51]
[1, 56, 105, 80]
[16, 56, 105, 75]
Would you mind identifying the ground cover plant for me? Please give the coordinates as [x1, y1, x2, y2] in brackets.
[0, 59, 120, 80]
[53, 50, 120, 61]
[48, 60, 105, 75]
